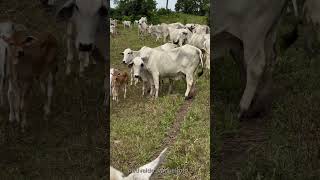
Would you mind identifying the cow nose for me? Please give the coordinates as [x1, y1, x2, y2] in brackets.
[122, 61, 126, 64]
[134, 75, 139, 78]
[79, 43, 93, 52]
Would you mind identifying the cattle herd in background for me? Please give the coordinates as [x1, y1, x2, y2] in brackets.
[109, 17, 210, 103]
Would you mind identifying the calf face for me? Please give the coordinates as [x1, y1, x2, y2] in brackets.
[57, 0, 107, 52]
[1, 31, 37, 65]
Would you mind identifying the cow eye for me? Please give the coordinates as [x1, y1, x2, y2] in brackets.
[129, 52, 133, 55]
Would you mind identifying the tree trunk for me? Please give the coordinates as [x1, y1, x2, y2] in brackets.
[166, 0, 169, 9]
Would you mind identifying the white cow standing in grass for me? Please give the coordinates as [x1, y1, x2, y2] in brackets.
[123, 21, 132, 29]
[138, 21, 148, 38]
[121, 43, 178, 96]
[129, 44, 204, 99]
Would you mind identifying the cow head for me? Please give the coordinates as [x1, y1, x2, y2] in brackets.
[1, 31, 37, 64]
[111, 148, 167, 180]
[177, 29, 191, 46]
[129, 57, 146, 79]
[56, 0, 108, 52]
[121, 48, 136, 64]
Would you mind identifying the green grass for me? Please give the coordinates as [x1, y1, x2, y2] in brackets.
[214, 16, 320, 179]
[110, 17, 210, 179]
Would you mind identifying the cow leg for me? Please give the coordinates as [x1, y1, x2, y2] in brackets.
[123, 85, 127, 99]
[142, 81, 145, 96]
[66, 22, 73, 75]
[185, 74, 194, 99]
[130, 68, 134, 86]
[8, 81, 15, 122]
[20, 85, 29, 132]
[152, 73, 160, 99]
[44, 72, 53, 119]
[238, 43, 265, 119]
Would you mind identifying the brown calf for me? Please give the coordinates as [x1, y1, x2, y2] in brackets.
[2, 30, 58, 132]
[111, 70, 128, 102]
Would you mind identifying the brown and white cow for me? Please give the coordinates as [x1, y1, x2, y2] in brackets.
[111, 70, 128, 102]
[1, 30, 58, 132]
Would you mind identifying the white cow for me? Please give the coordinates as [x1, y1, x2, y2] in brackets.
[168, 22, 185, 29]
[185, 23, 196, 32]
[168, 27, 191, 46]
[110, 148, 167, 180]
[148, 24, 169, 42]
[203, 38, 210, 70]
[193, 24, 210, 34]
[134, 20, 139, 26]
[130, 44, 204, 99]
[110, 24, 117, 36]
[138, 21, 148, 38]
[187, 33, 208, 49]
[138, 17, 147, 24]
[122, 43, 178, 94]
[123, 21, 131, 29]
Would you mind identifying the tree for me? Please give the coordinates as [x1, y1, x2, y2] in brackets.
[166, 0, 168, 9]
[175, 0, 209, 16]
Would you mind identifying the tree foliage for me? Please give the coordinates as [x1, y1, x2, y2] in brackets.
[111, 0, 157, 22]
[175, 0, 209, 16]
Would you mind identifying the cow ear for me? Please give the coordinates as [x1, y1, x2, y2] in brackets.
[56, 0, 75, 21]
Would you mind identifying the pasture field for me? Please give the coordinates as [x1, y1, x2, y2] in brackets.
[110, 15, 210, 179]
[214, 15, 320, 179]
[0, 0, 106, 179]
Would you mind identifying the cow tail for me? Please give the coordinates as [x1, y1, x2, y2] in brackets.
[197, 48, 204, 77]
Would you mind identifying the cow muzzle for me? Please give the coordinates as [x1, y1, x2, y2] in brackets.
[79, 43, 93, 52]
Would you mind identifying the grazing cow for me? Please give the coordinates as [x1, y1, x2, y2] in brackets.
[203, 38, 210, 70]
[0, 21, 27, 106]
[123, 21, 132, 29]
[56, 0, 108, 75]
[111, 70, 128, 102]
[138, 21, 148, 38]
[2, 30, 58, 132]
[110, 148, 167, 180]
[168, 27, 191, 46]
[213, 0, 301, 118]
[129, 44, 204, 99]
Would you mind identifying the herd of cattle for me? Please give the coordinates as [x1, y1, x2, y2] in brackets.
[108, 17, 210, 103]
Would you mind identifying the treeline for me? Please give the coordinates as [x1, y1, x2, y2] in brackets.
[110, 0, 209, 24]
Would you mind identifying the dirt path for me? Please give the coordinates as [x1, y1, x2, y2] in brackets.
[161, 99, 194, 149]
[217, 118, 268, 179]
